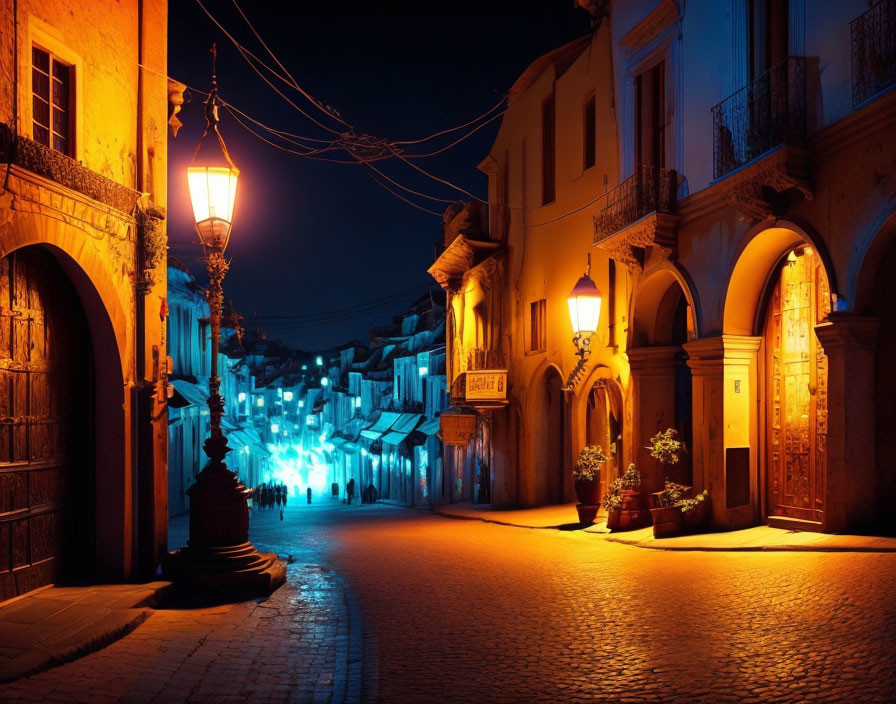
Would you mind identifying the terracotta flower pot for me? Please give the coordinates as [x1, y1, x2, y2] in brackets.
[574, 478, 601, 506]
[615, 490, 647, 530]
[683, 497, 710, 530]
[576, 503, 599, 525]
[606, 508, 621, 531]
[650, 504, 685, 538]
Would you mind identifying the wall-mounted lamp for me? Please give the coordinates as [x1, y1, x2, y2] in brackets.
[564, 253, 602, 391]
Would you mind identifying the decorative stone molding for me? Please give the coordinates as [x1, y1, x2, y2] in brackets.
[428, 235, 503, 289]
[0, 122, 140, 214]
[594, 212, 679, 271]
[715, 145, 812, 223]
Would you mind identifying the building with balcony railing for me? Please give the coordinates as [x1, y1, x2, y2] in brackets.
[851, 0, 896, 107]
[462, 0, 896, 534]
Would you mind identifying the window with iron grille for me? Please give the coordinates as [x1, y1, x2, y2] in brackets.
[529, 299, 546, 353]
[32, 46, 73, 156]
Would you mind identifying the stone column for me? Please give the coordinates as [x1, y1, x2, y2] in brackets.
[684, 335, 761, 530]
[814, 315, 878, 533]
[628, 346, 679, 494]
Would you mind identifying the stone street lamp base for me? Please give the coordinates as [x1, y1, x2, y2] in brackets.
[166, 542, 286, 595]
[165, 461, 286, 596]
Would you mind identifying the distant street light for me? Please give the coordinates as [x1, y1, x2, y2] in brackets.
[167, 44, 284, 594]
[563, 254, 602, 391]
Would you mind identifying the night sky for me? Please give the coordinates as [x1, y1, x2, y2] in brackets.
[168, 0, 590, 351]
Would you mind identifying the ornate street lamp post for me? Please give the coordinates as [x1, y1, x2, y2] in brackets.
[563, 253, 603, 391]
[168, 46, 285, 594]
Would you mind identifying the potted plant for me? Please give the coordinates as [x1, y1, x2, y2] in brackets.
[601, 463, 646, 531]
[647, 428, 688, 478]
[679, 489, 710, 530]
[573, 445, 608, 506]
[649, 480, 691, 538]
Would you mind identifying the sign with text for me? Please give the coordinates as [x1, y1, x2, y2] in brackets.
[440, 414, 476, 445]
[464, 369, 507, 401]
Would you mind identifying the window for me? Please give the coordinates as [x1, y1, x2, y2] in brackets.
[748, 0, 789, 81]
[529, 299, 546, 353]
[635, 62, 665, 168]
[583, 96, 596, 171]
[541, 93, 555, 204]
[32, 46, 73, 155]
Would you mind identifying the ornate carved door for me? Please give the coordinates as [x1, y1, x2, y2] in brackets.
[0, 248, 90, 600]
[765, 248, 829, 524]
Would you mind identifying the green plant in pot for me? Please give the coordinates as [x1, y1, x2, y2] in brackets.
[573, 445, 608, 506]
[649, 479, 692, 538]
[601, 463, 646, 531]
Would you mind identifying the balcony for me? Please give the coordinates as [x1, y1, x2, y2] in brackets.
[851, 0, 896, 107]
[710, 57, 811, 220]
[592, 164, 680, 269]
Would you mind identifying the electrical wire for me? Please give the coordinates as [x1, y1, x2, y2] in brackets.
[393, 95, 506, 146]
[400, 109, 506, 158]
[195, 0, 344, 135]
[392, 150, 480, 201]
[231, 0, 350, 128]
[257, 284, 435, 321]
[364, 161, 454, 204]
[360, 164, 443, 216]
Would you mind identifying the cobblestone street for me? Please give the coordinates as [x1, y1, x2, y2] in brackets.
[5, 502, 896, 703]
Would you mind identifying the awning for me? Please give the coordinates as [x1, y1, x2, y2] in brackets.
[227, 428, 269, 458]
[416, 418, 441, 436]
[360, 411, 401, 440]
[170, 379, 208, 408]
[381, 414, 424, 447]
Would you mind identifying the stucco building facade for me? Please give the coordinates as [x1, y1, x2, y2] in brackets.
[437, 0, 896, 533]
[0, 0, 170, 599]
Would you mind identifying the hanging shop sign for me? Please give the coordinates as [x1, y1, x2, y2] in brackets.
[464, 369, 507, 401]
[440, 414, 477, 445]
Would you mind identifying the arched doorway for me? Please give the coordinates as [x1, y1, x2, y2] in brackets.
[629, 269, 695, 492]
[586, 378, 623, 481]
[0, 247, 92, 597]
[761, 245, 830, 524]
[872, 239, 896, 531]
[534, 367, 565, 505]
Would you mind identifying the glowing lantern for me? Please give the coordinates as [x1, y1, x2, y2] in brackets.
[271, 423, 280, 434]
[418, 366, 428, 377]
[316, 356, 324, 367]
[256, 397, 265, 407]
[321, 377, 329, 387]
[187, 164, 239, 254]
[283, 391, 294, 402]
[567, 270, 602, 337]
[237, 392, 246, 403]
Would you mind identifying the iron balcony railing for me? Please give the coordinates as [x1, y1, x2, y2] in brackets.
[593, 164, 679, 244]
[711, 56, 807, 180]
[851, 0, 896, 107]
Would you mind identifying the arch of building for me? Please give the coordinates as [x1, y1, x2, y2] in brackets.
[1, 210, 131, 578]
[628, 262, 698, 494]
[722, 219, 837, 336]
[519, 360, 567, 507]
[702, 220, 846, 531]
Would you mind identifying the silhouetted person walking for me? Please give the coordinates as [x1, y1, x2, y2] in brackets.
[307, 487, 312, 504]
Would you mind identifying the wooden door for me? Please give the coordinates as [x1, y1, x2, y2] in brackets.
[0, 248, 90, 600]
[765, 249, 828, 523]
